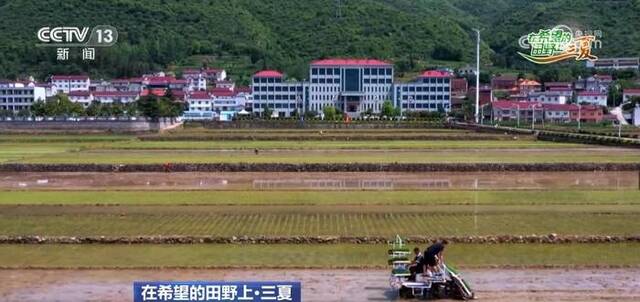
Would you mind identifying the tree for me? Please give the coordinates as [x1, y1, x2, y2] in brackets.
[86, 101, 101, 117]
[304, 110, 317, 120]
[0, 109, 13, 118]
[30, 95, 84, 117]
[158, 97, 184, 118]
[262, 106, 273, 119]
[31, 100, 46, 117]
[111, 101, 125, 117]
[136, 96, 161, 120]
[322, 105, 336, 120]
[381, 100, 395, 117]
[16, 108, 31, 119]
[124, 102, 139, 116]
[461, 97, 475, 121]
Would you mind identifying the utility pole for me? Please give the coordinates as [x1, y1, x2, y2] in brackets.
[473, 29, 481, 124]
[531, 105, 535, 130]
[578, 104, 582, 130]
[336, 0, 342, 19]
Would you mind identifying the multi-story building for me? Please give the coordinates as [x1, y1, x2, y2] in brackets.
[491, 74, 518, 91]
[251, 58, 452, 117]
[527, 91, 569, 104]
[251, 70, 305, 117]
[586, 57, 639, 70]
[50, 75, 90, 94]
[182, 73, 206, 91]
[576, 91, 607, 106]
[0, 82, 46, 113]
[574, 75, 612, 94]
[184, 68, 227, 83]
[544, 82, 573, 91]
[308, 59, 393, 116]
[92, 91, 139, 104]
[543, 103, 575, 122]
[393, 70, 452, 113]
[489, 101, 544, 122]
[68, 91, 94, 107]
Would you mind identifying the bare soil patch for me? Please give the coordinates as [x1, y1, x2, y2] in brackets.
[1, 268, 638, 301]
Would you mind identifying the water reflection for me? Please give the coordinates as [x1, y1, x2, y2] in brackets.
[0, 172, 635, 191]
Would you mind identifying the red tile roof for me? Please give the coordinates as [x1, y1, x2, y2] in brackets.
[253, 70, 283, 78]
[518, 79, 541, 86]
[93, 91, 139, 97]
[209, 87, 235, 97]
[140, 88, 167, 97]
[419, 70, 452, 78]
[543, 103, 578, 111]
[67, 91, 91, 97]
[51, 75, 89, 81]
[310, 58, 391, 66]
[623, 88, 640, 94]
[188, 91, 211, 99]
[491, 100, 543, 110]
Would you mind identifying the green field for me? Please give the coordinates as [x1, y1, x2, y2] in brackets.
[1, 131, 639, 269]
[5, 148, 640, 164]
[2, 243, 638, 268]
[1, 190, 638, 205]
[1, 204, 638, 237]
[2, 132, 638, 164]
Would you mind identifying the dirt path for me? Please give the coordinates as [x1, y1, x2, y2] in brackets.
[1, 268, 638, 301]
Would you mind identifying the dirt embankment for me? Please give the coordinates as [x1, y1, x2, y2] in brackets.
[1, 163, 639, 173]
[1, 268, 639, 302]
[3, 235, 639, 245]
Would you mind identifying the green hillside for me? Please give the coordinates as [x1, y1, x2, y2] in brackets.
[0, 0, 637, 83]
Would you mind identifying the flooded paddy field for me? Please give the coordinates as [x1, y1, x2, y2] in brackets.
[1, 171, 637, 191]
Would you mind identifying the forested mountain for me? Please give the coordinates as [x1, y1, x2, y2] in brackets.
[0, 0, 638, 83]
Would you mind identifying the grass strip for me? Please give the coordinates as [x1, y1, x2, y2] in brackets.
[2, 243, 639, 269]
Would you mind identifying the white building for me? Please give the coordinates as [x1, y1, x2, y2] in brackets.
[576, 91, 607, 106]
[0, 82, 47, 113]
[182, 72, 207, 91]
[92, 91, 139, 104]
[183, 91, 214, 120]
[183, 68, 227, 84]
[252, 58, 453, 117]
[393, 70, 452, 113]
[309, 59, 393, 116]
[251, 70, 305, 117]
[50, 75, 90, 93]
[587, 57, 639, 70]
[527, 90, 569, 104]
[68, 91, 94, 107]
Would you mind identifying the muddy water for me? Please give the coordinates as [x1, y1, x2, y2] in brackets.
[0, 171, 637, 191]
[1, 269, 638, 301]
